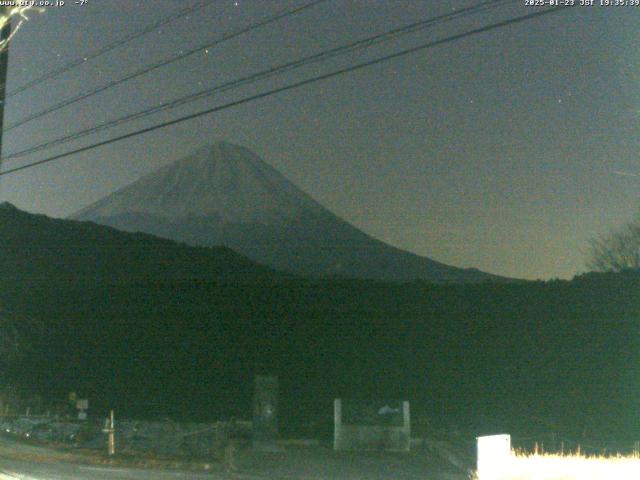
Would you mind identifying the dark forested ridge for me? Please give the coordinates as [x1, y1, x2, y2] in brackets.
[0, 201, 280, 284]
[1, 203, 639, 441]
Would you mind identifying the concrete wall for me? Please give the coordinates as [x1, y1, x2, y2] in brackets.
[333, 399, 410, 452]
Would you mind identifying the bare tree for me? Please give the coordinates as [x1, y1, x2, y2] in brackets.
[587, 214, 640, 272]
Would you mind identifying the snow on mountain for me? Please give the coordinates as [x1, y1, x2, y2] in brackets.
[72, 142, 505, 283]
[74, 142, 324, 225]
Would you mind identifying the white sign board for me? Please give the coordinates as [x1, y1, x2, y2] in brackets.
[477, 434, 511, 479]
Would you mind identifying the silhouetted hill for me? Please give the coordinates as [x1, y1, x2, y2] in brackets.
[1, 201, 279, 286]
[1, 205, 639, 442]
[72, 142, 507, 283]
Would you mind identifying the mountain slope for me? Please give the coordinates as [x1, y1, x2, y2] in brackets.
[72, 142, 505, 283]
[0, 201, 278, 286]
[2, 203, 640, 440]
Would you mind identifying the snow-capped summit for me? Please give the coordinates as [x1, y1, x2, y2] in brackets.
[73, 142, 324, 225]
[72, 142, 504, 283]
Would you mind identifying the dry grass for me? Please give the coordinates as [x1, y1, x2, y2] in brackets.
[475, 450, 640, 480]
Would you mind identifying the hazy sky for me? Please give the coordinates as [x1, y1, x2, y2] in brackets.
[1, 0, 638, 280]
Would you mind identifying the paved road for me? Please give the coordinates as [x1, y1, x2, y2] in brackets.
[0, 435, 468, 479]
[0, 436, 226, 479]
[0, 460, 219, 479]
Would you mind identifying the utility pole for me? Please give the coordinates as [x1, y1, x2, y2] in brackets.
[0, 6, 10, 182]
[102, 409, 116, 456]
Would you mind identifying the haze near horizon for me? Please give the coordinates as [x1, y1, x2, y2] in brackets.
[0, 0, 638, 280]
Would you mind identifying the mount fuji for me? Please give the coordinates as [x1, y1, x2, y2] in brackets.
[72, 142, 503, 283]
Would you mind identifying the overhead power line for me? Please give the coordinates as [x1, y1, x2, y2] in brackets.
[0, 6, 573, 178]
[3, 0, 515, 162]
[3, 0, 217, 100]
[3, 0, 329, 133]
